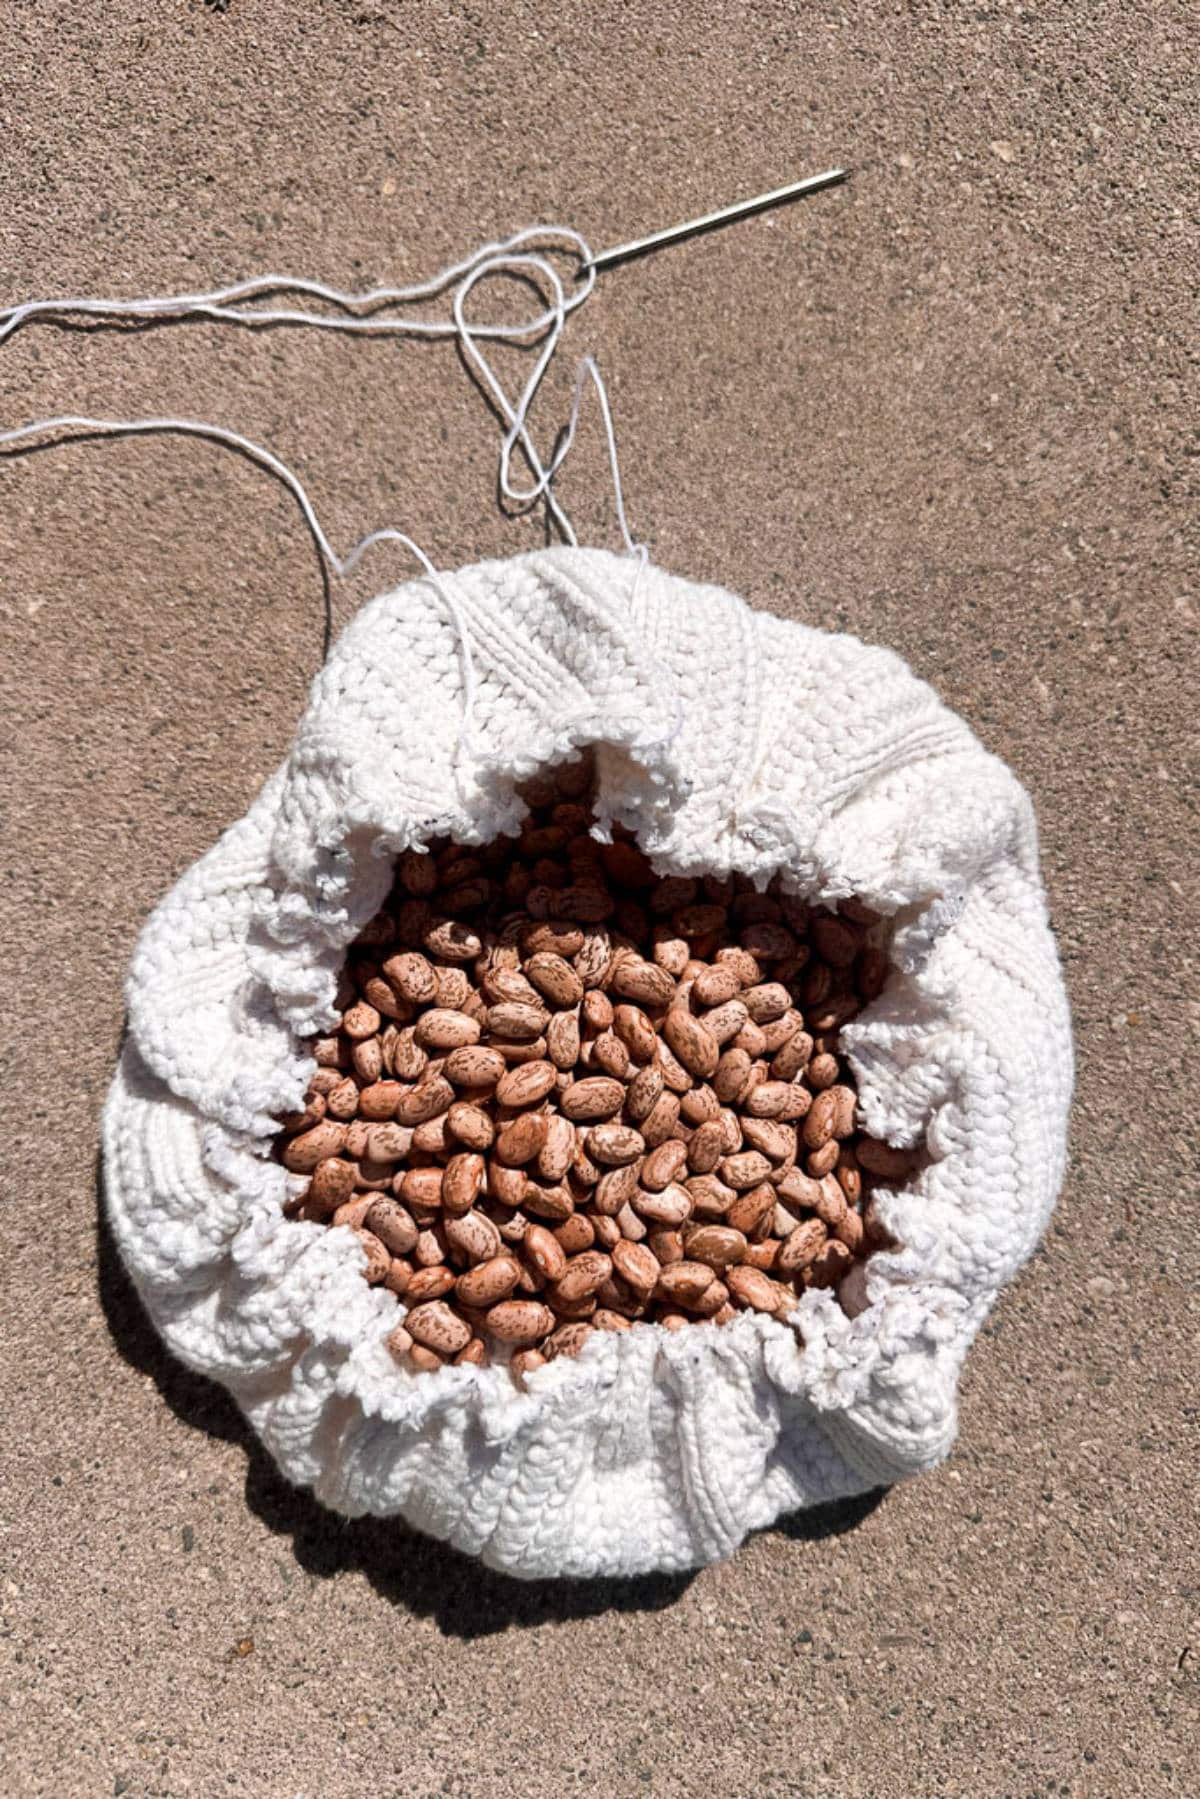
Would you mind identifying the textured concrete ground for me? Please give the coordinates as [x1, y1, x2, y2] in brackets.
[1, 3, 1196, 1795]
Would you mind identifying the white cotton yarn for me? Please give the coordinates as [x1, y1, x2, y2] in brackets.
[102, 543, 1074, 1579]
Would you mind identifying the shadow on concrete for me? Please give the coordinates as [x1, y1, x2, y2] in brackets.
[96, 1152, 887, 1638]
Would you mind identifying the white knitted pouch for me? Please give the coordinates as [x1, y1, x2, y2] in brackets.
[102, 544, 1073, 1578]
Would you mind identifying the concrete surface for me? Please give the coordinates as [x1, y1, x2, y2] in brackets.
[1, 3, 1196, 1795]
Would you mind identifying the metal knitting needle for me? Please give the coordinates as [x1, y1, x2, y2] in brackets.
[582, 167, 850, 274]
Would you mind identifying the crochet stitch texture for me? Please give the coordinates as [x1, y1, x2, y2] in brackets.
[102, 546, 1073, 1578]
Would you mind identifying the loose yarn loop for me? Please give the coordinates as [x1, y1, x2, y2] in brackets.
[101, 542, 1073, 1578]
[0, 226, 596, 346]
[0, 226, 642, 759]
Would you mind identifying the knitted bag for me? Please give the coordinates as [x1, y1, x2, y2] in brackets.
[102, 544, 1073, 1578]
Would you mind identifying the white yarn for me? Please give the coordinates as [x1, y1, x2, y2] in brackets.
[101, 544, 1074, 1579]
[0, 226, 595, 345]
[0, 230, 603, 557]
[8, 228, 1072, 1575]
[0, 227, 641, 759]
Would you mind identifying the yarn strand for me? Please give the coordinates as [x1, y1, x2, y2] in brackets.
[0, 227, 595, 347]
[0, 226, 647, 760]
[0, 410, 478, 744]
[0, 228, 642, 563]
